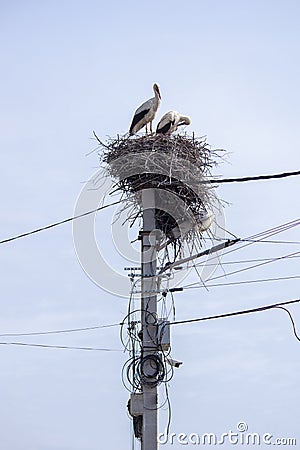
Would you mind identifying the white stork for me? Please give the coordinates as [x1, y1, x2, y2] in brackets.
[156, 110, 191, 134]
[129, 83, 161, 135]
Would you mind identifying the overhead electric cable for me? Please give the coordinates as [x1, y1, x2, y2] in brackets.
[275, 307, 300, 342]
[203, 237, 300, 245]
[2, 299, 300, 349]
[208, 169, 300, 184]
[170, 298, 300, 326]
[159, 239, 240, 274]
[0, 322, 121, 337]
[0, 199, 124, 245]
[240, 239, 300, 244]
[1, 173, 300, 246]
[179, 274, 300, 290]
[160, 218, 300, 276]
[0, 342, 122, 351]
[193, 254, 300, 267]
[203, 218, 300, 265]
[186, 249, 300, 288]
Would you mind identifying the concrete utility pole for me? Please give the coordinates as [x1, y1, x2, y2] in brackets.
[140, 188, 158, 450]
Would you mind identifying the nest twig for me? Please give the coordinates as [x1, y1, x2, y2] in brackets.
[97, 133, 224, 247]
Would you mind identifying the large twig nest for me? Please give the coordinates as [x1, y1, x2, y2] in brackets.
[98, 133, 223, 244]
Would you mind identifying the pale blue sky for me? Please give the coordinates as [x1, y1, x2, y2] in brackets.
[1, 1, 300, 449]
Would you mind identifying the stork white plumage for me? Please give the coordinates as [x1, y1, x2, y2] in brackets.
[156, 111, 191, 134]
[129, 83, 161, 135]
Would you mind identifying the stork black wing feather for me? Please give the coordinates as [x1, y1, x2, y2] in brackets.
[130, 109, 150, 134]
[156, 121, 172, 134]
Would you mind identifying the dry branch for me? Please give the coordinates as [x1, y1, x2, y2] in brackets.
[98, 133, 224, 247]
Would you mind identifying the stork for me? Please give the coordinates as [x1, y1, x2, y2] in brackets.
[129, 83, 161, 135]
[156, 110, 191, 134]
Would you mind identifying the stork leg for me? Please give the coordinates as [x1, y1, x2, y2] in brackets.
[145, 123, 148, 134]
[150, 121, 153, 133]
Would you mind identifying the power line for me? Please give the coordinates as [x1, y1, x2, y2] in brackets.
[240, 238, 300, 245]
[0, 199, 124, 245]
[179, 219, 300, 289]
[193, 254, 300, 267]
[187, 249, 300, 288]
[246, 218, 300, 241]
[160, 218, 300, 277]
[2, 298, 300, 349]
[208, 169, 300, 184]
[159, 238, 240, 274]
[170, 298, 300, 326]
[275, 307, 300, 342]
[202, 236, 300, 245]
[0, 322, 121, 338]
[0, 342, 122, 351]
[180, 274, 300, 290]
[1, 173, 300, 247]
[202, 218, 300, 265]
[211, 237, 300, 245]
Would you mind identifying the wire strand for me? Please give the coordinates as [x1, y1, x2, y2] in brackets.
[1, 172, 300, 246]
[208, 169, 300, 184]
[185, 249, 300, 288]
[192, 254, 300, 267]
[189, 217, 300, 272]
[0, 342, 122, 351]
[275, 307, 300, 342]
[170, 298, 300, 326]
[0, 322, 121, 337]
[180, 274, 300, 290]
[0, 199, 124, 245]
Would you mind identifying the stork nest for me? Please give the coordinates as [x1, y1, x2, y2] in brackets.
[97, 133, 224, 244]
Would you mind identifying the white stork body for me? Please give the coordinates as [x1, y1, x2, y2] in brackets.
[129, 83, 161, 135]
[156, 110, 191, 134]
